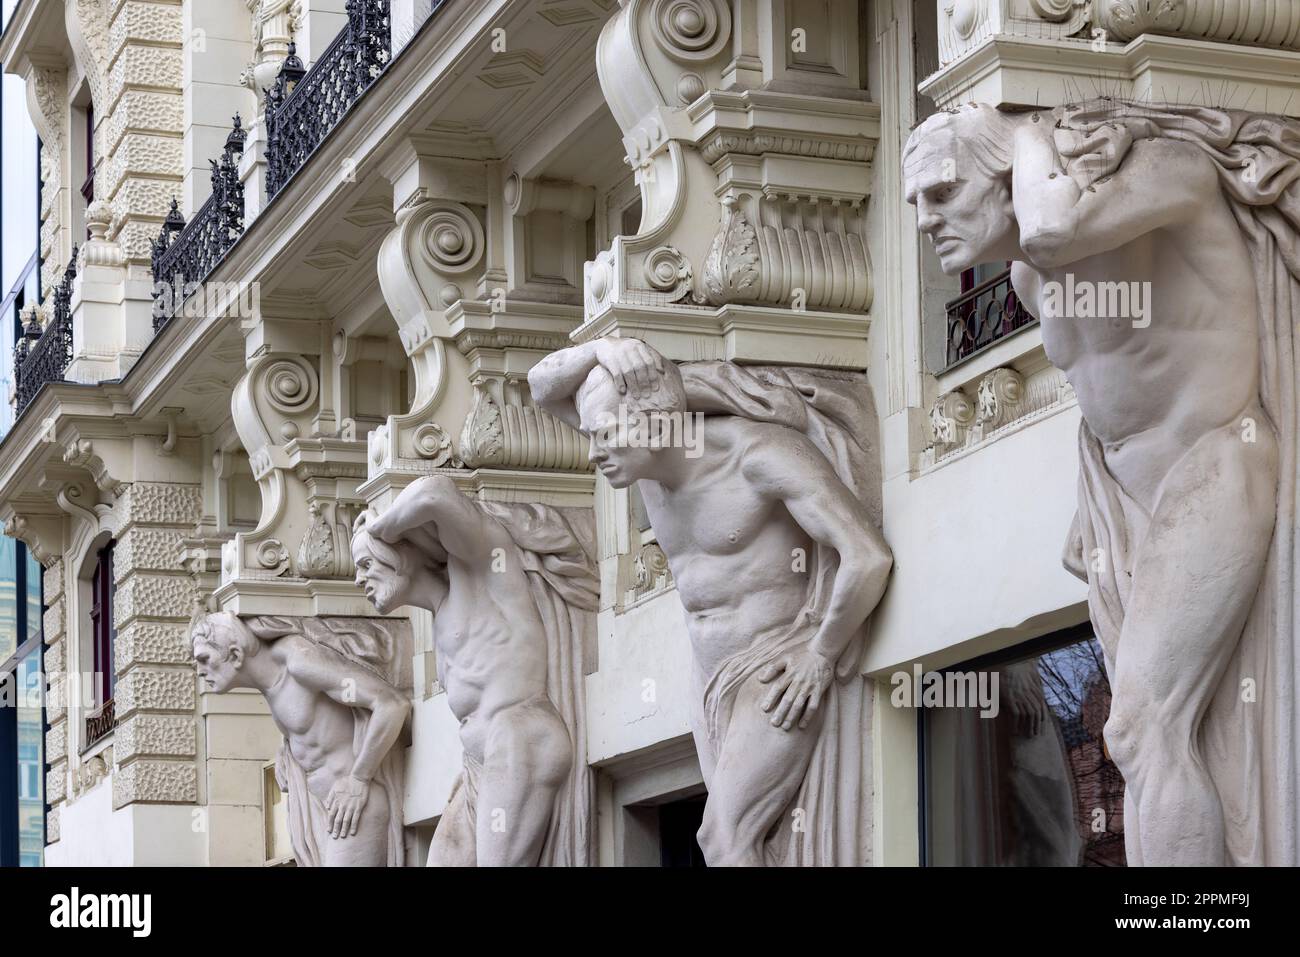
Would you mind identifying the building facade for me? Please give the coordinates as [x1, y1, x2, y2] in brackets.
[0, 0, 1293, 866]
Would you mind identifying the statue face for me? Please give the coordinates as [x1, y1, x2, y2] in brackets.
[577, 377, 659, 489]
[904, 128, 1015, 274]
[353, 536, 405, 614]
[193, 636, 240, 694]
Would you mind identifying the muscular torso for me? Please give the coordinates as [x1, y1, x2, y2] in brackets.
[262, 638, 357, 802]
[1012, 169, 1259, 507]
[638, 418, 815, 676]
[433, 557, 550, 761]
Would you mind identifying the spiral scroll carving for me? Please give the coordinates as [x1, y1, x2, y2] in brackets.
[650, 0, 731, 62]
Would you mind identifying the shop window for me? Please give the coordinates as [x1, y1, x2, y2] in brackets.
[922, 625, 1126, 866]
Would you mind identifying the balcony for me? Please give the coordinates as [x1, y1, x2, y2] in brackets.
[13, 251, 77, 416]
[265, 0, 394, 200]
[149, 0, 417, 323]
[943, 267, 1036, 370]
[83, 698, 117, 752]
[150, 118, 248, 329]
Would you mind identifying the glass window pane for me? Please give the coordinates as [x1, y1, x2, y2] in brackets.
[925, 632, 1126, 866]
[0, 536, 17, 665]
[25, 547, 42, 645]
[16, 646, 43, 866]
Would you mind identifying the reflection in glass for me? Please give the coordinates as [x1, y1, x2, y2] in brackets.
[16, 647, 43, 866]
[926, 632, 1125, 866]
[0, 536, 16, 665]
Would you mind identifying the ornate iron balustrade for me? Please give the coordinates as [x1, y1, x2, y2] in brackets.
[84, 698, 117, 751]
[14, 249, 78, 416]
[944, 268, 1036, 368]
[151, 117, 248, 329]
[265, 1, 392, 201]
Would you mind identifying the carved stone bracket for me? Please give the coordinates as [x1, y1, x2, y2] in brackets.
[585, 0, 877, 343]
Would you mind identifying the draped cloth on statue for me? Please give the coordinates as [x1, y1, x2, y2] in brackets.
[272, 617, 413, 867]
[1061, 102, 1300, 865]
[435, 503, 598, 866]
[679, 362, 882, 866]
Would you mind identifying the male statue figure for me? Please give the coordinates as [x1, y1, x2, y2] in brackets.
[529, 339, 892, 865]
[192, 613, 411, 866]
[352, 484, 598, 866]
[905, 101, 1300, 865]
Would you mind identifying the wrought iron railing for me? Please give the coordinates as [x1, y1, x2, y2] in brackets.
[265, 1, 392, 200]
[14, 250, 78, 415]
[944, 268, 1036, 368]
[150, 117, 248, 329]
[84, 698, 117, 751]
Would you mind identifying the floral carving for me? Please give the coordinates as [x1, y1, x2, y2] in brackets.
[702, 198, 760, 305]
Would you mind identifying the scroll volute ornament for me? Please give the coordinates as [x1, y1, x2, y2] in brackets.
[588, 0, 735, 318]
[228, 353, 320, 578]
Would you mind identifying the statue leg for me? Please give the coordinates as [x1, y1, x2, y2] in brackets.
[696, 671, 823, 866]
[428, 771, 478, 866]
[1102, 409, 1277, 866]
[321, 783, 391, 867]
[475, 695, 572, 866]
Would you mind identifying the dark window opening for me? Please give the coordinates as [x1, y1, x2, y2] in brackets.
[658, 794, 708, 868]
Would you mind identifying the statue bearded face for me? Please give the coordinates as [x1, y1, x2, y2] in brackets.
[904, 123, 1017, 274]
[577, 372, 661, 489]
[352, 533, 407, 614]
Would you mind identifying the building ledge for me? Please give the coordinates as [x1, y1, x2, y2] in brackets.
[922, 32, 1300, 114]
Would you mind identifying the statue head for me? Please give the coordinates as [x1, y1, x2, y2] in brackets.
[575, 359, 689, 488]
[191, 612, 262, 693]
[351, 510, 441, 613]
[904, 104, 1024, 273]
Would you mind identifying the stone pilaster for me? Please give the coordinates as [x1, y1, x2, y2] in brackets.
[42, 557, 68, 844]
[110, 481, 202, 809]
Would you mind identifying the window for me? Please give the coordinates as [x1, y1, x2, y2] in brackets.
[922, 625, 1126, 866]
[89, 540, 116, 707]
[84, 540, 118, 751]
[80, 104, 95, 215]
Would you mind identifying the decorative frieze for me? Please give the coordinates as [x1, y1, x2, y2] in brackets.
[922, 364, 1076, 467]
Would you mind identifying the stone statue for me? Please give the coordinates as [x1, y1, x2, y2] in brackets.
[905, 100, 1300, 865]
[529, 338, 893, 866]
[191, 613, 413, 866]
[352, 482, 598, 866]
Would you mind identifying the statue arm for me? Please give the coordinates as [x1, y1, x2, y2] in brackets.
[1012, 120, 1216, 268]
[368, 474, 499, 563]
[528, 337, 666, 429]
[743, 429, 893, 664]
[288, 644, 411, 785]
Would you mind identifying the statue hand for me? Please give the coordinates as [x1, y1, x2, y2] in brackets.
[369, 475, 456, 542]
[757, 648, 835, 732]
[324, 775, 371, 839]
[594, 336, 665, 399]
